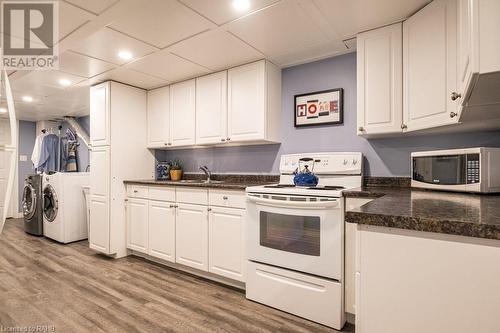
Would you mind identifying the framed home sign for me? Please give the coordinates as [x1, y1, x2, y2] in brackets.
[294, 88, 343, 127]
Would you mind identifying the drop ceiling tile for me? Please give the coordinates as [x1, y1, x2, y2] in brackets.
[227, 1, 330, 57]
[59, 1, 95, 40]
[11, 70, 86, 98]
[58, 51, 116, 78]
[270, 39, 348, 67]
[93, 67, 168, 90]
[179, 0, 280, 25]
[63, 0, 119, 15]
[70, 27, 159, 65]
[169, 30, 263, 71]
[312, 0, 430, 38]
[109, 0, 215, 48]
[126, 51, 210, 83]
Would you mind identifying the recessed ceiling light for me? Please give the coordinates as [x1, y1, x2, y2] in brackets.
[58, 78, 71, 86]
[233, 0, 250, 11]
[0, 107, 6, 113]
[22, 95, 33, 102]
[118, 50, 133, 61]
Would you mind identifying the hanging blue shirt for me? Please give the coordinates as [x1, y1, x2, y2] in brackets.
[38, 134, 59, 172]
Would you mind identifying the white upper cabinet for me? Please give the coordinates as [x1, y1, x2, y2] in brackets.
[357, 23, 403, 136]
[228, 60, 281, 143]
[147, 86, 170, 148]
[90, 82, 110, 146]
[195, 71, 227, 145]
[403, 0, 459, 132]
[170, 79, 196, 147]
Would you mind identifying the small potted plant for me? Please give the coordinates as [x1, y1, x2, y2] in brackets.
[169, 158, 183, 181]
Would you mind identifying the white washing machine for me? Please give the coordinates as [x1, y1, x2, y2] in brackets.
[42, 172, 90, 243]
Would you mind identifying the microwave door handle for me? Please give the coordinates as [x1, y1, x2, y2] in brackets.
[246, 195, 339, 209]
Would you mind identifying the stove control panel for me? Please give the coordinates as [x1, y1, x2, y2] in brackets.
[280, 152, 363, 175]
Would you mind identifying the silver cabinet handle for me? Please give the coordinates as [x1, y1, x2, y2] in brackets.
[451, 92, 461, 101]
[401, 123, 407, 130]
[450, 112, 458, 118]
[133, 190, 138, 193]
[221, 138, 226, 142]
[222, 196, 228, 200]
[207, 208, 212, 211]
[226, 137, 231, 141]
[164, 142, 168, 146]
[169, 204, 175, 208]
[358, 126, 365, 132]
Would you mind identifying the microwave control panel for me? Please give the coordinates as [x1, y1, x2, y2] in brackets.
[466, 154, 480, 184]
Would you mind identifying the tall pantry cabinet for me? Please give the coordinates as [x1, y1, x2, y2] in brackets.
[89, 81, 154, 258]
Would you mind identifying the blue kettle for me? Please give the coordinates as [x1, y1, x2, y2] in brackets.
[293, 158, 319, 187]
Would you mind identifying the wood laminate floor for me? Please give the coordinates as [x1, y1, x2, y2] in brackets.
[0, 218, 354, 333]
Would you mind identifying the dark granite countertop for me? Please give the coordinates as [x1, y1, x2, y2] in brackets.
[344, 187, 500, 240]
[124, 174, 279, 190]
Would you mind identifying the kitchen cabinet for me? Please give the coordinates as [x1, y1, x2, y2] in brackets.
[403, 0, 459, 131]
[148, 200, 176, 262]
[89, 81, 154, 258]
[345, 197, 374, 316]
[356, 225, 500, 333]
[175, 203, 208, 271]
[209, 206, 245, 282]
[147, 86, 170, 148]
[126, 198, 148, 253]
[196, 71, 227, 145]
[90, 82, 110, 147]
[227, 60, 281, 143]
[357, 23, 403, 136]
[170, 79, 196, 147]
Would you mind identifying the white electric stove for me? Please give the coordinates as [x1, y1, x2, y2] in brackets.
[245, 152, 363, 330]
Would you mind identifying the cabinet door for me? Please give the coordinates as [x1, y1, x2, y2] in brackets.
[147, 86, 170, 148]
[90, 82, 110, 146]
[228, 61, 266, 142]
[209, 207, 245, 282]
[148, 200, 176, 262]
[89, 195, 110, 254]
[457, 0, 477, 106]
[196, 71, 227, 145]
[403, 0, 459, 131]
[175, 203, 208, 271]
[357, 23, 403, 135]
[89, 146, 110, 198]
[170, 80, 196, 147]
[126, 198, 148, 253]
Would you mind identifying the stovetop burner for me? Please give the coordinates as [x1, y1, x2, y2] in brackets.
[263, 184, 345, 190]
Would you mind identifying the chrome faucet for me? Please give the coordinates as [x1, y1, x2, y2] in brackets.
[199, 165, 212, 183]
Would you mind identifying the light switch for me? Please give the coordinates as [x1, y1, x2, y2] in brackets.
[19, 155, 28, 162]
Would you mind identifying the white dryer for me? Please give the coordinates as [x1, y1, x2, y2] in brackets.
[42, 172, 90, 243]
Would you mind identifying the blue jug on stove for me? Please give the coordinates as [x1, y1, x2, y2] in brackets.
[293, 158, 319, 187]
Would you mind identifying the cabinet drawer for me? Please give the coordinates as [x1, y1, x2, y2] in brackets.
[176, 187, 208, 205]
[149, 187, 175, 202]
[209, 189, 246, 209]
[127, 185, 149, 199]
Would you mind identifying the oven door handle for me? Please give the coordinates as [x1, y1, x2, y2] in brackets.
[246, 195, 339, 209]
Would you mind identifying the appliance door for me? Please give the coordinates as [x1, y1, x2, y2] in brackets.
[22, 183, 36, 219]
[42, 184, 58, 222]
[246, 194, 343, 280]
[412, 154, 467, 185]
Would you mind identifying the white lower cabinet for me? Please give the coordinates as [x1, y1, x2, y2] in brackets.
[209, 207, 245, 282]
[126, 186, 245, 282]
[148, 200, 175, 262]
[126, 198, 148, 253]
[175, 203, 209, 271]
[89, 195, 110, 253]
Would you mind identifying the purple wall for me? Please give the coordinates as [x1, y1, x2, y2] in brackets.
[157, 53, 500, 176]
[18, 120, 36, 211]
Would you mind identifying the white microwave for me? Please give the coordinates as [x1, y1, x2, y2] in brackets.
[411, 148, 500, 193]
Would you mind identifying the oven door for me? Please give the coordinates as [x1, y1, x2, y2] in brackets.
[246, 194, 343, 280]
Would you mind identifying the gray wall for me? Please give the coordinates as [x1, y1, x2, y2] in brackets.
[158, 53, 500, 176]
[18, 120, 36, 211]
